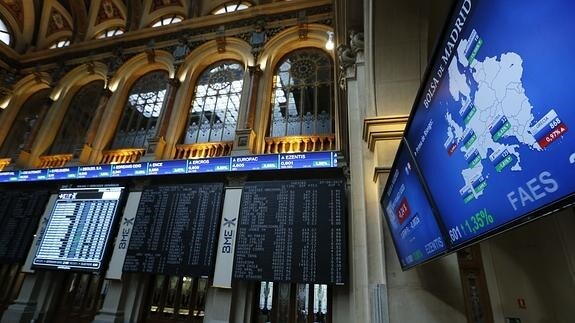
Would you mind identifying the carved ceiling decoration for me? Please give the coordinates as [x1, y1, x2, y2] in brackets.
[0, 0, 332, 83]
[96, 0, 125, 25]
[150, 0, 182, 13]
[46, 8, 72, 37]
[0, 0, 23, 31]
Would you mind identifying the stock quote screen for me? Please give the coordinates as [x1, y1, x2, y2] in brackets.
[233, 179, 347, 284]
[123, 183, 224, 277]
[32, 186, 125, 272]
[381, 142, 447, 269]
[403, 0, 575, 247]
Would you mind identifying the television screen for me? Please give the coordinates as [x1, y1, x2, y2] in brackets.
[0, 191, 50, 264]
[233, 179, 347, 284]
[122, 183, 225, 276]
[381, 141, 447, 269]
[32, 186, 125, 272]
[404, 0, 575, 246]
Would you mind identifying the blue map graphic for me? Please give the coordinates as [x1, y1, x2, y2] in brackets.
[405, 0, 575, 246]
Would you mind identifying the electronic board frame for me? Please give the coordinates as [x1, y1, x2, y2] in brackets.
[0, 190, 50, 264]
[122, 182, 225, 277]
[0, 152, 339, 183]
[380, 139, 449, 270]
[233, 178, 347, 285]
[32, 185, 126, 272]
[382, 0, 575, 270]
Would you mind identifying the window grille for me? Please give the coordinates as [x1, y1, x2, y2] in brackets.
[269, 48, 334, 138]
[111, 71, 168, 150]
[212, 1, 251, 15]
[183, 61, 244, 144]
[0, 90, 50, 159]
[49, 80, 104, 155]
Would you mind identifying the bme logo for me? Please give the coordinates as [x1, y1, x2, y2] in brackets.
[221, 218, 237, 254]
[223, 217, 236, 228]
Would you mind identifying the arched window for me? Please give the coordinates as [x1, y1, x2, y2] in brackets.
[183, 61, 244, 144]
[0, 89, 50, 159]
[0, 17, 11, 46]
[49, 80, 105, 155]
[269, 48, 334, 137]
[111, 71, 168, 149]
[95, 27, 124, 39]
[212, 1, 251, 15]
[49, 38, 71, 49]
[151, 15, 183, 27]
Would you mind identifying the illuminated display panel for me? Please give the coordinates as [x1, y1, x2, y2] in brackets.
[380, 141, 447, 269]
[122, 183, 224, 276]
[32, 186, 125, 272]
[402, 0, 575, 247]
[0, 152, 339, 183]
[233, 179, 347, 284]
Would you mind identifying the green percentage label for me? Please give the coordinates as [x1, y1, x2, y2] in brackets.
[463, 208, 494, 234]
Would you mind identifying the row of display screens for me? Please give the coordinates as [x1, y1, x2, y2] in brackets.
[3, 179, 347, 285]
[0, 152, 338, 183]
[381, 0, 575, 270]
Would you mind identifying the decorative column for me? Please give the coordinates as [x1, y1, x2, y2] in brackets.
[233, 65, 262, 155]
[79, 88, 113, 163]
[332, 31, 378, 323]
[204, 175, 246, 322]
[148, 78, 180, 159]
[17, 98, 52, 168]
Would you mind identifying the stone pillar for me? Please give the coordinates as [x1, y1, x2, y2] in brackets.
[79, 89, 113, 163]
[336, 33, 372, 323]
[147, 78, 180, 160]
[230, 281, 254, 323]
[1, 271, 64, 323]
[1, 273, 46, 323]
[93, 280, 125, 323]
[233, 65, 262, 155]
[204, 182, 244, 322]
[92, 274, 148, 323]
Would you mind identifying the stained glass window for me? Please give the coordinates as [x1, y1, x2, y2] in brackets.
[49, 80, 105, 155]
[212, 2, 251, 15]
[269, 48, 334, 137]
[0, 89, 50, 158]
[183, 61, 244, 144]
[111, 71, 168, 149]
[0, 17, 10, 45]
[95, 27, 124, 39]
[151, 15, 183, 27]
[49, 39, 71, 49]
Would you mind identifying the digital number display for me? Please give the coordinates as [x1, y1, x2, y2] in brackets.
[381, 142, 447, 269]
[382, 0, 575, 266]
[32, 186, 125, 272]
[0, 152, 338, 183]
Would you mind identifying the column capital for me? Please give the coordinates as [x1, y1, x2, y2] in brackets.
[168, 78, 181, 88]
[248, 64, 262, 75]
[350, 31, 365, 54]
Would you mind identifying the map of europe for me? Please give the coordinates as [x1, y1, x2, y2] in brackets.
[443, 29, 564, 204]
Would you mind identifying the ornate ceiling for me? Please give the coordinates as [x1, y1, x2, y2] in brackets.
[0, 0, 192, 52]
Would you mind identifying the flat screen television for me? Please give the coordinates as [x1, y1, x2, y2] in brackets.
[32, 186, 125, 272]
[380, 140, 448, 269]
[382, 0, 575, 268]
